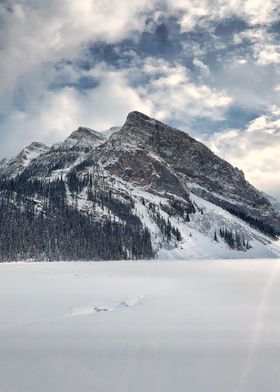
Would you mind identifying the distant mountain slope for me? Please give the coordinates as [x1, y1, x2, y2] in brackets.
[0, 142, 49, 178]
[0, 111, 279, 261]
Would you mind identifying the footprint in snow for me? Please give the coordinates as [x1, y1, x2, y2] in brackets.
[119, 294, 147, 309]
[70, 294, 147, 317]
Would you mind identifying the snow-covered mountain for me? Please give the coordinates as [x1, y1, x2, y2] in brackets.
[102, 126, 121, 139]
[0, 142, 49, 178]
[0, 111, 279, 261]
[53, 126, 106, 151]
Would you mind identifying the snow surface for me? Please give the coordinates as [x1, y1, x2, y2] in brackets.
[1, 260, 280, 392]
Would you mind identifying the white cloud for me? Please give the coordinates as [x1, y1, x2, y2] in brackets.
[234, 28, 280, 65]
[235, 58, 247, 65]
[193, 58, 210, 76]
[137, 58, 232, 122]
[1, 0, 278, 104]
[0, 0, 156, 100]
[167, 0, 280, 32]
[0, 67, 153, 157]
[256, 45, 280, 66]
[0, 0, 159, 155]
[0, 54, 233, 157]
[206, 107, 280, 199]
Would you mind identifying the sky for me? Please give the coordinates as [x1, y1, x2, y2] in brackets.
[0, 0, 279, 198]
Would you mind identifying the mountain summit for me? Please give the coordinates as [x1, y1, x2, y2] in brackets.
[0, 111, 279, 261]
[0, 142, 49, 178]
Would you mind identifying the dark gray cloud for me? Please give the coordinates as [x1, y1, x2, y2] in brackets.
[214, 18, 249, 37]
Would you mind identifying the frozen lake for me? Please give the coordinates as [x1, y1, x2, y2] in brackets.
[1, 260, 280, 392]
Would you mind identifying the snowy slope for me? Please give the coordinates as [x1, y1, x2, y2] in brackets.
[157, 193, 280, 260]
[124, 180, 280, 259]
[1, 260, 280, 392]
[0, 142, 49, 177]
[264, 193, 280, 214]
[65, 172, 280, 259]
[102, 126, 121, 138]
[53, 126, 106, 151]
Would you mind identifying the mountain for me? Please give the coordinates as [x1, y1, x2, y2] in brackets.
[0, 142, 49, 178]
[54, 126, 106, 151]
[102, 126, 121, 139]
[15, 127, 106, 179]
[0, 111, 279, 261]
[0, 158, 8, 171]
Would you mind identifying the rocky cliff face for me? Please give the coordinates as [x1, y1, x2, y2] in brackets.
[94, 112, 280, 234]
[0, 111, 279, 261]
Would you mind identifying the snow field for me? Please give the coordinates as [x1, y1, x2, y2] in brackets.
[1, 260, 280, 391]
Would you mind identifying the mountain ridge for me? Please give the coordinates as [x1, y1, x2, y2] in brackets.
[0, 111, 279, 261]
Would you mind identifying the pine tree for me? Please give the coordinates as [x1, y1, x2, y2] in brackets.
[214, 231, 218, 242]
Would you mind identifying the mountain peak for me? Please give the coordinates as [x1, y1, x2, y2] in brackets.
[114, 111, 188, 151]
[0, 141, 50, 178]
[124, 111, 186, 137]
[19, 141, 49, 157]
[54, 126, 106, 151]
[69, 127, 103, 140]
[125, 111, 161, 129]
[126, 111, 151, 122]
[24, 141, 49, 152]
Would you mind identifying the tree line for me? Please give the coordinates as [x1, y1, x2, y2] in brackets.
[0, 174, 154, 261]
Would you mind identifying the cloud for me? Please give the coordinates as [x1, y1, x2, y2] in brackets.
[0, 0, 160, 155]
[133, 58, 232, 123]
[206, 107, 280, 198]
[0, 57, 233, 156]
[167, 0, 280, 31]
[1, 0, 278, 103]
[0, 67, 153, 157]
[193, 58, 210, 76]
[235, 58, 247, 65]
[255, 44, 280, 65]
[234, 28, 280, 65]
[0, 0, 156, 100]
